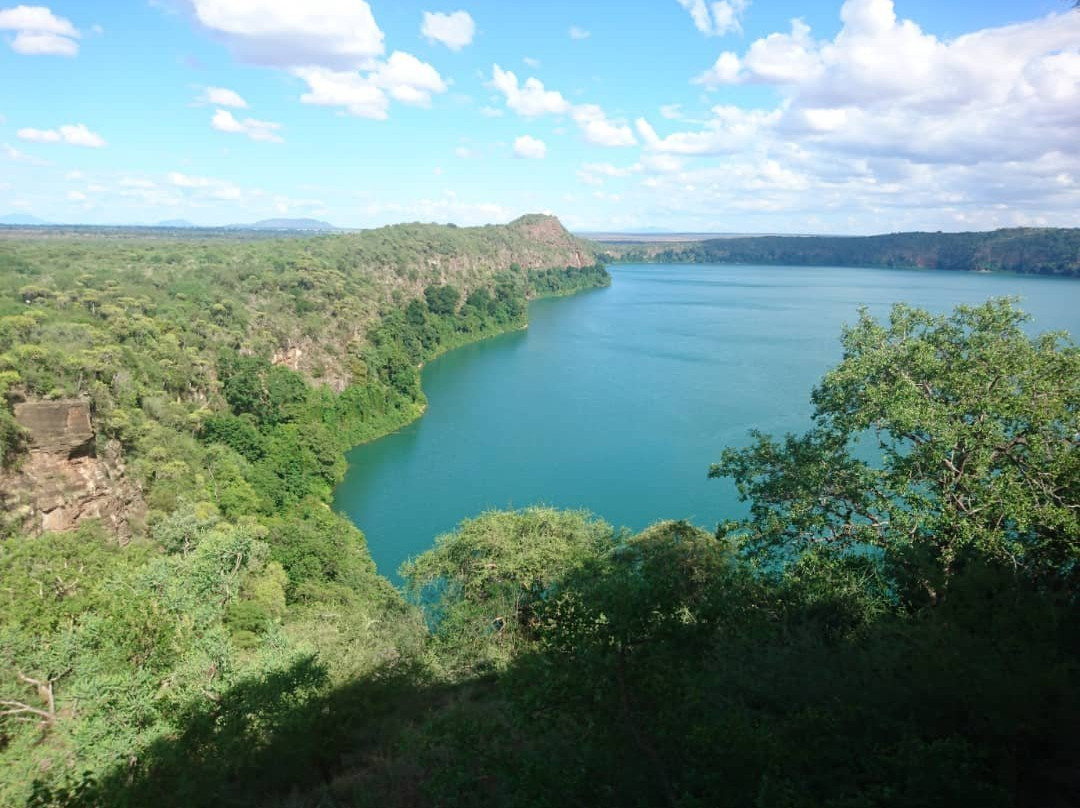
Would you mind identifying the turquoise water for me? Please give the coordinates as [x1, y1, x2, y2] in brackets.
[334, 264, 1080, 583]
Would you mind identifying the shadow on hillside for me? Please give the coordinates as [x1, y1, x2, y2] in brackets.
[31, 655, 479, 808]
[31, 565, 1080, 808]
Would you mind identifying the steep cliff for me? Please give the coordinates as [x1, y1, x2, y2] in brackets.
[0, 214, 602, 537]
[0, 400, 144, 537]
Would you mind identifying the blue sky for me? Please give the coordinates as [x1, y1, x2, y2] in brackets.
[1, 0, 1077, 232]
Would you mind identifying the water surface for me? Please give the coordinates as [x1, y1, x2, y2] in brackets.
[334, 264, 1080, 582]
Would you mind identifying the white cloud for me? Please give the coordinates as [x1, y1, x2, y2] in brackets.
[479, 105, 504, 118]
[612, 3, 1080, 233]
[294, 52, 446, 117]
[523, 56, 540, 68]
[3, 142, 49, 164]
[685, 0, 1080, 168]
[166, 170, 248, 203]
[16, 127, 60, 143]
[421, 10, 474, 51]
[0, 5, 75, 35]
[66, 190, 86, 201]
[568, 26, 590, 40]
[571, 105, 637, 147]
[0, 5, 80, 56]
[677, 0, 748, 37]
[201, 86, 248, 107]
[16, 123, 106, 147]
[188, 0, 384, 69]
[119, 177, 157, 188]
[694, 51, 742, 86]
[369, 51, 447, 105]
[294, 67, 389, 119]
[636, 105, 778, 155]
[577, 155, 685, 187]
[168, 172, 215, 188]
[490, 65, 635, 148]
[513, 135, 546, 159]
[641, 154, 684, 173]
[12, 30, 77, 55]
[491, 64, 571, 116]
[211, 109, 283, 142]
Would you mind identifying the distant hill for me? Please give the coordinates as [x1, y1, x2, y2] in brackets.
[156, 219, 197, 228]
[595, 227, 1080, 277]
[0, 213, 51, 226]
[228, 218, 338, 231]
[580, 231, 795, 243]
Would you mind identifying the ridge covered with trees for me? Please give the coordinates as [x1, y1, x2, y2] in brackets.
[596, 227, 1080, 276]
[0, 217, 1077, 807]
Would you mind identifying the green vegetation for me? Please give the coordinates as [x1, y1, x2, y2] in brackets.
[0, 214, 1076, 808]
[0, 221, 607, 805]
[598, 227, 1080, 276]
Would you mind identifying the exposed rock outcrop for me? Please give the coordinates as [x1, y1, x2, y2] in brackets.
[0, 399, 144, 538]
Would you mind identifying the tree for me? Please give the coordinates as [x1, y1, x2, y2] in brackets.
[401, 508, 616, 673]
[423, 283, 460, 317]
[712, 299, 1079, 604]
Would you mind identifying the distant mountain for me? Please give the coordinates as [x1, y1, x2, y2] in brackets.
[156, 218, 197, 228]
[228, 218, 337, 231]
[0, 213, 51, 226]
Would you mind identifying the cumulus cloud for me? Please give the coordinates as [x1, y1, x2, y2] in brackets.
[188, 0, 384, 69]
[615, 2, 1080, 233]
[66, 189, 86, 201]
[677, 0, 748, 37]
[294, 52, 446, 117]
[491, 65, 571, 116]
[684, 0, 1080, 167]
[17, 123, 106, 147]
[636, 105, 777, 155]
[3, 142, 49, 164]
[211, 109, 283, 142]
[490, 65, 636, 147]
[694, 51, 741, 86]
[568, 26, 590, 40]
[369, 51, 447, 105]
[186, 2, 447, 122]
[572, 105, 637, 147]
[294, 67, 389, 119]
[513, 135, 546, 159]
[167, 170, 248, 201]
[200, 86, 247, 107]
[0, 4, 80, 55]
[421, 10, 474, 51]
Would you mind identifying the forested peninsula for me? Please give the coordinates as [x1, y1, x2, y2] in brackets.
[0, 218, 1077, 807]
[596, 226, 1080, 276]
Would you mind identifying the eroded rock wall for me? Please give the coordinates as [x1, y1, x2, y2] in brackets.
[1, 399, 144, 538]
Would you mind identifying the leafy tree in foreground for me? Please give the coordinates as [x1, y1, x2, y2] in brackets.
[712, 298, 1079, 604]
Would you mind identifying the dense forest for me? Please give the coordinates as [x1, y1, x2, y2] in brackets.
[0, 220, 1077, 806]
[596, 227, 1080, 277]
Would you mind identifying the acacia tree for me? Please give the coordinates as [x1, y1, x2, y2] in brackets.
[712, 299, 1079, 603]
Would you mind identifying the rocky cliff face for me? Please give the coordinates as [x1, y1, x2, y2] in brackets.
[505, 214, 595, 270]
[0, 399, 144, 538]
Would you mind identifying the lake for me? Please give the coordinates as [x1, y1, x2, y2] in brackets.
[334, 264, 1080, 583]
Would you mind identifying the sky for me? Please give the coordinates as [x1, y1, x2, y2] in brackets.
[0, 0, 1078, 233]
